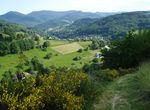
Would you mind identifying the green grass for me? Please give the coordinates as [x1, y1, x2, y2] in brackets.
[78, 41, 92, 48]
[49, 40, 69, 46]
[93, 62, 150, 110]
[44, 50, 92, 68]
[0, 40, 94, 78]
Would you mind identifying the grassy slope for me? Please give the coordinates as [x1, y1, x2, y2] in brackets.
[0, 40, 94, 78]
[93, 62, 150, 110]
[94, 74, 134, 110]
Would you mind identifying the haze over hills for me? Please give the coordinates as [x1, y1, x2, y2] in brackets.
[0, 11, 40, 26]
[0, 10, 116, 27]
[1, 10, 150, 40]
[48, 11, 150, 39]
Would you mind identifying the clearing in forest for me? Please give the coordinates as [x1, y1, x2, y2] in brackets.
[52, 42, 83, 54]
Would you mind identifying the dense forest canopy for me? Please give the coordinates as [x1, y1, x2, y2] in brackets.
[0, 20, 36, 56]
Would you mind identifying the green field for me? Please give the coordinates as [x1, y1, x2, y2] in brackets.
[0, 40, 96, 78]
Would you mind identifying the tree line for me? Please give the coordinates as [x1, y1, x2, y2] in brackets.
[102, 30, 150, 69]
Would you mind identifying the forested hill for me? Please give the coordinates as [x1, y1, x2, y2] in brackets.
[0, 20, 44, 36]
[0, 11, 40, 26]
[0, 20, 31, 35]
[48, 11, 150, 39]
[0, 20, 40, 56]
[0, 11, 115, 27]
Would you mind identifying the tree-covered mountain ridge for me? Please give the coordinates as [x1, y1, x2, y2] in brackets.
[48, 11, 150, 39]
[0, 10, 115, 27]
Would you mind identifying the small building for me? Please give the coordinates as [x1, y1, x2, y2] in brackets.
[95, 53, 104, 59]
[104, 45, 110, 50]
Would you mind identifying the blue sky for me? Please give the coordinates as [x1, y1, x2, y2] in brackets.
[0, 0, 150, 15]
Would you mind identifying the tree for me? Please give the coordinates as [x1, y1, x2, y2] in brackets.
[90, 39, 105, 50]
[43, 41, 50, 48]
[18, 52, 29, 66]
[102, 30, 150, 69]
[73, 56, 82, 61]
[0, 41, 9, 56]
[77, 48, 83, 53]
[31, 56, 40, 71]
[44, 53, 52, 59]
[10, 42, 20, 54]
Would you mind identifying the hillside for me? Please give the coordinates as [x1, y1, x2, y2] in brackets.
[0, 11, 40, 26]
[94, 62, 150, 110]
[34, 19, 70, 30]
[1, 12, 150, 110]
[0, 20, 30, 35]
[48, 11, 150, 39]
[0, 40, 94, 77]
[0, 20, 43, 56]
[0, 20, 45, 36]
[0, 11, 115, 27]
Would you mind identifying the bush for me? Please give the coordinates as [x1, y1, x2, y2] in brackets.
[90, 39, 105, 50]
[0, 70, 91, 110]
[84, 47, 89, 51]
[73, 56, 82, 61]
[41, 47, 47, 51]
[44, 53, 52, 59]
[92, 58, 99, 63]
[43, 41, 50, 48]
[102, 69, 120, 81]
[9, 42, 20, 54]
[0, 41, 9, 56]
[77, 48, 83, 53]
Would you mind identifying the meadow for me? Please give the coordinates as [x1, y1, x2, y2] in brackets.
[51, 42, 83, 54]
[0, 40, 95, 78]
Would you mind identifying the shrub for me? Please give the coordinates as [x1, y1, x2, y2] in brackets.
[73, 56, 82, 61]
[102, 69, 120, 81]
[84, 47, 89, 51]
[77, 48, 83, 53]
[43, 41, 50, 48]
[41, 47, 47, 51]
[44, 53, 52, 59]
[0, 71, 90, 110]
[92, 58, 99, 63]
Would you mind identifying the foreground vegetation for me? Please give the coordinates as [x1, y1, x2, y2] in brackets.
[0, 40, 97, 78]
[1, 18, 150, 110]
[0, 69, 93, 110]
[94, 62, 150, 110]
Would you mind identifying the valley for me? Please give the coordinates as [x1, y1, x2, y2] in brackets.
[0, 40, 96, 78]
[0, 5, 150, 110]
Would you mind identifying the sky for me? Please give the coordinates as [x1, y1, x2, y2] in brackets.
[0, 0, 150, 15]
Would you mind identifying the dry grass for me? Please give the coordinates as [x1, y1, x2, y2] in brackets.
[52, 42, 83, 54]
